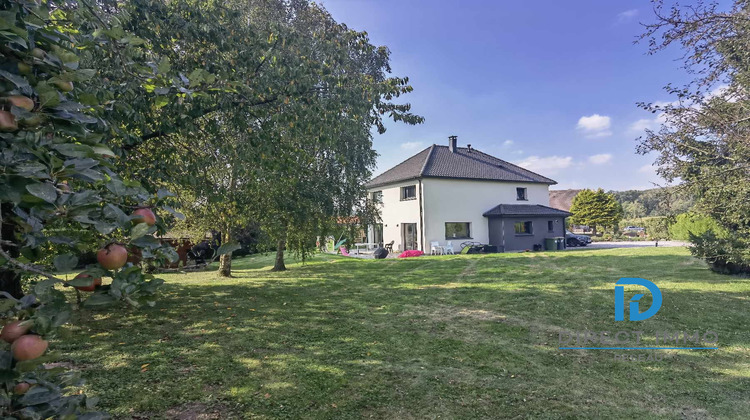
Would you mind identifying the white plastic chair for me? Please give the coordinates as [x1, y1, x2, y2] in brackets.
[430, 241, 442, 255]
[444, 241, 455, 255]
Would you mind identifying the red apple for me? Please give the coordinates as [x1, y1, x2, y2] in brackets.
[132, 208, 156, 226]
[11, 335, 48, 361]
[13, 383, 30, 395]
[0, 321, 31, 343]
[0, 111, 17, 132]
[5, 96, 34, 111]
[97, 244, 128, 270]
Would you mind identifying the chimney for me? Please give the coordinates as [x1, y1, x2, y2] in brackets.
[448, 135, 457, 152]
[467, 144, 472, 152]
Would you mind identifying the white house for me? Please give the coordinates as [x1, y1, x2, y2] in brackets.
[366, 136, 571, 253]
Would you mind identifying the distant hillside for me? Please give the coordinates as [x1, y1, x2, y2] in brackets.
[549, 189, 582, 212]
[550, 187, 694, 218]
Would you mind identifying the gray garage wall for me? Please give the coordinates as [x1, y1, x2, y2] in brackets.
[487, 216, 567, 252]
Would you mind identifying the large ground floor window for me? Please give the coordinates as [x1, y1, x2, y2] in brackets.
[445, 222, 471, 239]
[515, 221, 533, 235]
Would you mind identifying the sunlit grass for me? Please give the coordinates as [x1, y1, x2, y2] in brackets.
[56, 247, 750, 419]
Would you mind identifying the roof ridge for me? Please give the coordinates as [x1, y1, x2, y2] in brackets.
[419, 144, 436, 177]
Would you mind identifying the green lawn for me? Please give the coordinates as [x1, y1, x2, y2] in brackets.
[57, 247, 750, 419]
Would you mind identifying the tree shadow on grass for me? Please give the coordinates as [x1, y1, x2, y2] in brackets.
[60, 250, 750, 419]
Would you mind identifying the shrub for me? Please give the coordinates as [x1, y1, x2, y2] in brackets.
[689, 230, 750, 274]
[669, 213, 724, 241]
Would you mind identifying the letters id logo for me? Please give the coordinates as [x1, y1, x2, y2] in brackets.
[614, 278, 662, 321]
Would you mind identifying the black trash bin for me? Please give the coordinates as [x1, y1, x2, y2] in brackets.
[373, 247, 388, 259]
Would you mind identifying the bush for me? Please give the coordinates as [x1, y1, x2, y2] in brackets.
[689, 230, 750, 274]
[669, 213, 724, 241]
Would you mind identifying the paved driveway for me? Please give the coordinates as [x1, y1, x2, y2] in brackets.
[574, 240, 689, 250]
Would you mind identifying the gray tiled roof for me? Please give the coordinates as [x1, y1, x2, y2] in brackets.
[483, 204, 572, 217]
[366, 145, 557, 188]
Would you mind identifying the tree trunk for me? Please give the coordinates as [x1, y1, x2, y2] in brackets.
[218, 230, 232, 277]
[272, 237, 286, 272]
[0, 203, 23, 298]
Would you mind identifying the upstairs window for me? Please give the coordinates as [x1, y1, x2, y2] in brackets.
[401, 185, 417, 201]
[515, 221, 533, 235]
[516, 187, 528, 201]
[372, 191, 383, 202]
[445, 222, 471, 239]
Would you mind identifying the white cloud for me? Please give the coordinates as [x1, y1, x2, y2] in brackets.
[502, 140, 514, 147]
[577, 114, 612, 138]
[629, 112, 667, 133]
[588, 153, 612, 165]
[514, 155, 573, 175]
[400, 141, 424, 151]
[617, 9, 639, 22]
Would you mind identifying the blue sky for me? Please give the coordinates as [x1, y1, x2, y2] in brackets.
[320, 0, 698, 191]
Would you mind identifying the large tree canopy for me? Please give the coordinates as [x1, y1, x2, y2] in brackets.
[638, 0, 750, 272]
[87, 0, 423, 274]
[569, 189, 623, 235]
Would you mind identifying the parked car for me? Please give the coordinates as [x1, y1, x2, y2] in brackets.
[624, 226, 645, 232]
[566, 230, 591, 247]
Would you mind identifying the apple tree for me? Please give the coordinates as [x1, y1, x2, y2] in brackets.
[0, 0, 192, 416]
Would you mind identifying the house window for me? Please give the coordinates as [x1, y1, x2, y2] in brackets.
[548, 220, 554, 232]
[514, 221, 533, 235]
[516, 187, 528, 201]
[372, 191, 383, 202]
[400, 185, 416, 201]
[445, 222, 471, 239]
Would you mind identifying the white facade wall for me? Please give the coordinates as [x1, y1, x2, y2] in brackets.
[369, 177, 550, 252]
[370, 180, 422, 252]
[422, 178, 549, 247]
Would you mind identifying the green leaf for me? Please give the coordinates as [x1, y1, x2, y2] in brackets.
[156, 189, 174, 199]
[216, 242, 241, 257]
[106, 178, 128, 196]
[157, 57, 171, 74]
[53, 143, 94, 158]
[92, 145, 115, 157]
[18, 385, 59, 405]
[130, 222, 150, 240]
[0, 69, 32, 95]
[75, 68, 97, 81]
[154, 96, 169, 108]
[131, 235, 160, 248]
[53, 254, 78, 272]
[94, 221, 117, 235]
[26, 183, 57, 204]
[67, 276, 95, 287]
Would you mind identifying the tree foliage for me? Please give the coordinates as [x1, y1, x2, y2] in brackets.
[611, 187, 694, 218]
[569, 189, 623, 234]
[88, 0, 422, 274]
[0, 0, 195, 416]
[638, 0, 750, 272]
